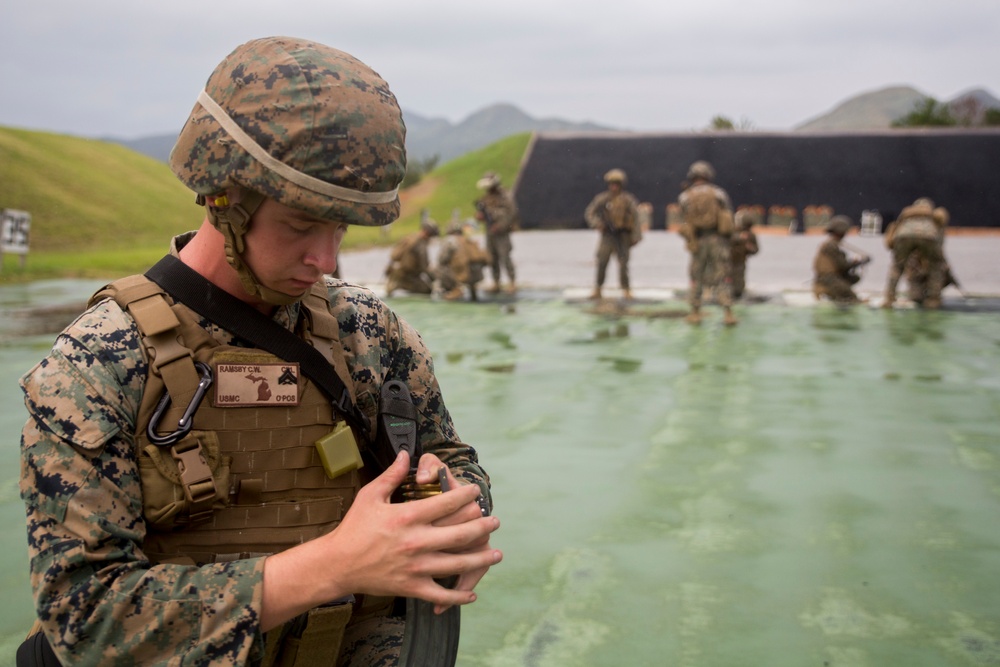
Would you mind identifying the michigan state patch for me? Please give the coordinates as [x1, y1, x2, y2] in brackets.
[213, 357, 301, 407]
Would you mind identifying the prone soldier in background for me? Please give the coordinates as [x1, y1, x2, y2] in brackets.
[474, 171, 520, 294]
[678, 161, 738, 325]
[882, 197, 950, 309]
[584, 168, 641, 301]
[17, 37, 500, 667]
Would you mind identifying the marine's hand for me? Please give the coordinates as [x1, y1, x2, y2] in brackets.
[261, 451, 500, 631]
[413, 454, 499, 614]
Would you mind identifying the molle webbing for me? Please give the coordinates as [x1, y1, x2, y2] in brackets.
[97, 276, 362, 565]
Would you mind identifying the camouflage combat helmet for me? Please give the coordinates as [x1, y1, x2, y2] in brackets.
[826, 215, 852, 235]
[686, 160, 715, 182]
[169, 36, 407, 304]
[734, 209, 753, 230]
[477, 171, 502, 190]
[604, 168, 627, 184]
[421, 218, 440, 237]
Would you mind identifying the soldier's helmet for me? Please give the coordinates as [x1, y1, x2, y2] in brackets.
[168, 36, 407, 304]
[913, 197, 935, 209]
[604, 168, 627, 184]
[826, 215, 853, 235]
[477, 171, 502, 190]
[421, 218, 441, 237]
[447, 219, 465, 235]
[686, 160, 715, 182]
[735, 209, 753, 230]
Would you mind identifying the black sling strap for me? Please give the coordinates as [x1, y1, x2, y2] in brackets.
[145, 254, 372, 442]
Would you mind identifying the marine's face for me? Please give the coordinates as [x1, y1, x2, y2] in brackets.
[242, 198, 348, 298]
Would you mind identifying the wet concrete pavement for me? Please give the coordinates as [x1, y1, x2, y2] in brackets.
[2, 235, 998, 665]
[339, 229, 1000, 303]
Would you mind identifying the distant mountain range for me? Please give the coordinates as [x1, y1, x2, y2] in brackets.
[794, 85, 1000, 131]
[111, 85, 1000, 166]
[402, 103, 612, 163]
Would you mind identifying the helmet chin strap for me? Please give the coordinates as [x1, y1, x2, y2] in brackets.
[203, 189, 301, 307]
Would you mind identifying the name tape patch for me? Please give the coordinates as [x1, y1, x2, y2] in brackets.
[214, 362, 300, 407]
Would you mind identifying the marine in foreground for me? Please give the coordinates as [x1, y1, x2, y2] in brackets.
[18, 36, 500, 666]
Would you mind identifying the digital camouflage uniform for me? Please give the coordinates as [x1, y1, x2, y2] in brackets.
[435, 222, 490, 301]
[18, 36, 492, 667]
[729, 216, 759, 299]
[813, 239, 861, 303]
[385, 229, 436, 296]
[474, 175, 520, 292]
[678, 176, 735, 313]
[584, 174, 640, 294]
[19, 236, 489, 666]
[883, 199, 949, 308]
[905, 254, 958, 306]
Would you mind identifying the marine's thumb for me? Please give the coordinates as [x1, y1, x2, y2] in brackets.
[373, 450, 411, 500]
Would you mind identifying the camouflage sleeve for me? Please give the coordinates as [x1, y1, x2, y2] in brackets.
[815, 239, 850, 276]
[584, 193, 607, 229]
[505, 194, 521, 231]
[492, 194, 520, 233]
[328, 282, 492, 507]
[19, 300, 266, 666]
[716, 185, 733, 211]
[677, 188, 690, 214]
[627, 193, 640, 226]
[933, 207, 950, 227]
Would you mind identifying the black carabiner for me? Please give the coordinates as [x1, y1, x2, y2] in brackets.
[147, 362, 214, 447]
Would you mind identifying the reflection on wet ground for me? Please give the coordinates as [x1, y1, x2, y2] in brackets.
[1, 282, 998, 666]
[391, 294, 1000, 667]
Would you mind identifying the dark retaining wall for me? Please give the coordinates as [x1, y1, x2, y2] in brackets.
[512, 130, 1000, 230]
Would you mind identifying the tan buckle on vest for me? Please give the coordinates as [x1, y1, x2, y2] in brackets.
[170, 440, 217, 521]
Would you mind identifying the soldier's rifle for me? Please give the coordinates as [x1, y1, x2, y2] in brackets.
[475, 200, 500, 235]
[947, 268, 970, 299]
[598, 204, 627, 256]
[840, 240, 872, 281]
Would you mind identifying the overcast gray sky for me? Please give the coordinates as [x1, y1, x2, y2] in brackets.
[1, 0, 997, 139]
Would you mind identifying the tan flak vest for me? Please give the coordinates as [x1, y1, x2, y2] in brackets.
[71, 277, 391, 666]
[93, 276, 365, 565]
[894, 202, 947, 241]
[680, 183, 735, 238]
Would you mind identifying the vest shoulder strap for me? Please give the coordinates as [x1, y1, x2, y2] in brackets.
[91, 274, 204, 412]
[300, 283, 357, 407]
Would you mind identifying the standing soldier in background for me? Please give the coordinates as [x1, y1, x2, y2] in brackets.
[474, 171, 520, 294]
[435, 219, 490, 301]
[813, 215, 870, 304]
[678, 161, 738, 325]
[882, 197, 949, 309]
[729, 209, 760, 300]
[385, 211, 439, 296]
[584, 168, 640, 301]
[16, 36, 499, 666]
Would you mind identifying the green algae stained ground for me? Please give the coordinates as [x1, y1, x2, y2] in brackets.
[1, 285, 998, 666]
[388, 297, 1000, 667]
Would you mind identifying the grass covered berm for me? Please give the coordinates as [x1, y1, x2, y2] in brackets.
[0, 127, 200, 278]
[0, 126, 532, 280]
